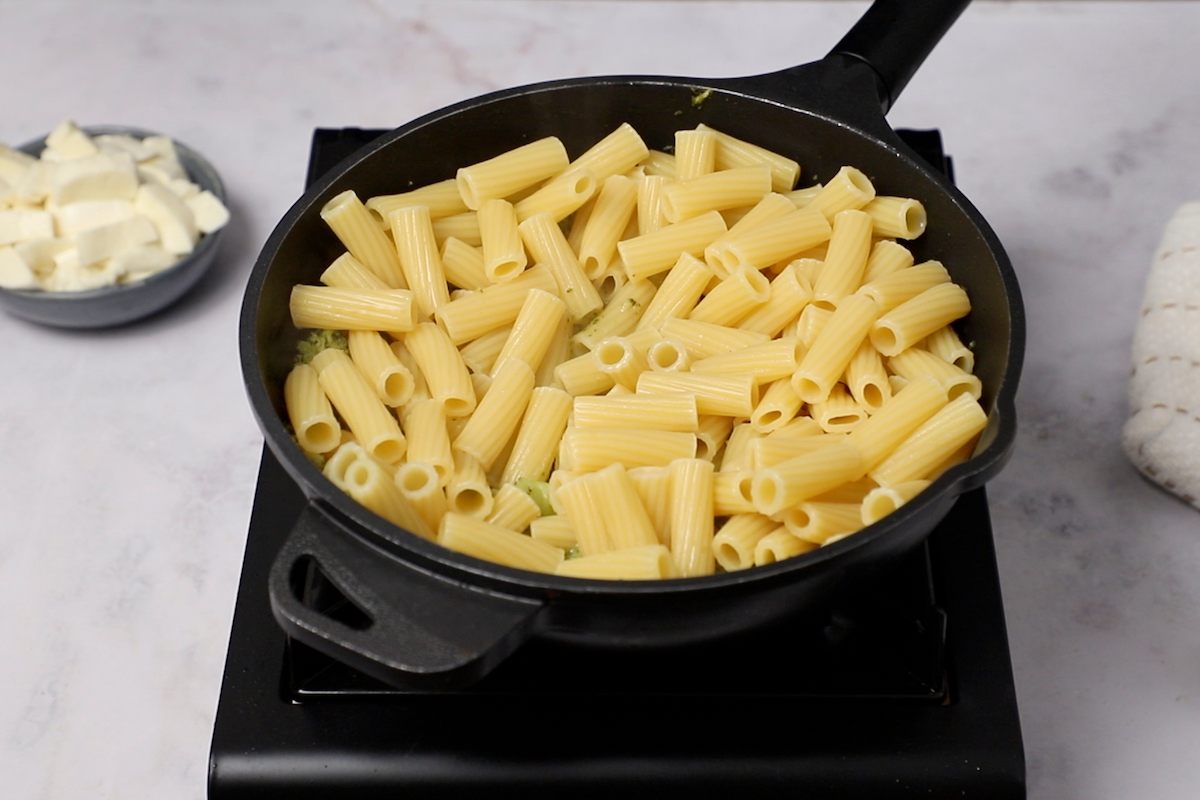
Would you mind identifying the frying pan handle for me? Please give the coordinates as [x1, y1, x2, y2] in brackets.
[268, 503, 545, 690]
[829, 0, 971, 112]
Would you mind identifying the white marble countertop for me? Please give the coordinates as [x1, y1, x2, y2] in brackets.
[3, 2, 1199, 798]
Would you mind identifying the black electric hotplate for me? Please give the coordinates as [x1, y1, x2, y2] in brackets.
[208, 127, 1025, 799]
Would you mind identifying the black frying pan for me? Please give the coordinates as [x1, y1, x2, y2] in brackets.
[240, 0, 1024, 689]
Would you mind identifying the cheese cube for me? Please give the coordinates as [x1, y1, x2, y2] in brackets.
[47, 248, 122, 292]
[0, 246, 38, 289]
[95, 134, 153, 162]
[54, 200, 137, 236]
[44, 120, 99, 160]
[135, 183, 197, 254]
[185, 190, 229, 234]
[137, 156, 187, 186]
[15, 160, 52, 204]
[0, 145, 36, 186]
[167, 178, 200, 199]
[14, 237, 70, 275]
[0, 209, 54, 244]
[141, 135, 179, 163]
[75, 215, 158, 266]
[50, 152, 139, 204]
[111, 244, 177, 281]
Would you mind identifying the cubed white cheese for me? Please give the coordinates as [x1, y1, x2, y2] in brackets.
[0, 209, 54, 244]
[167, 178, 200, 199]
[141, 135, 179, 163]
[54, 199, 137, 236]
[185, 190, 229, 234]
[112, 244, 177, 282]
[135, 182, 197, 255]
[137, 155, 187, 186]
[95, 134, 153, 162]
[44, 120, 99, 160]
[0, 246, 38, 289]
[50, 152, 138, 204]
[0, 145, 36, 186]
[14, 237, 71, 275]
[14, 160, 52, 204]
[47, 247, 122, 291]
[74, 214, 158, 266]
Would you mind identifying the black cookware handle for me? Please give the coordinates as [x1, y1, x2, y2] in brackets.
[828, 0, 972, 112]
[268, 503, 545, 690]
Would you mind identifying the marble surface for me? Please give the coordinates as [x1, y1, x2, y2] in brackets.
[2, 2, 1198, 798]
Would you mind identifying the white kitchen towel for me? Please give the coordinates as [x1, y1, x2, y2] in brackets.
[1122, 202, 1200, 511]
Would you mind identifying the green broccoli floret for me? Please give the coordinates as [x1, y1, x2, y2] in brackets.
[515, 477, 555, 517]
[294, 329, 348, 365]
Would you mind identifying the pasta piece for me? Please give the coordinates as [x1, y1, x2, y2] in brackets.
[713, 469, 757, 515]
[569, 122, 650, 183]
[808, 476, 877, 505]
[402, 398, 455, 485]
[320, 190, 407, 288]
[747, 434, 848, 470]
[477, 198, 527, 283]
[578, 174, 637, 278]
[289, 286, 414, 332]
[394, 461, 447, 530]
[705, 208, 831, 274]
[311, 348, 406, 464]
[592, 335, 648, 390]
[560, 428, 697, 472]
[439, 237, 490, 291]
[668, 458, 716, 577]
[284, 363, 340, 454]
[470, 370, 493, 401]
[688, 266, 770, 326]
[587, 463, 660, 550]
[492, 288, 567, 375]
[636, 371, 757, 417]
[366, 179, 468, 221]
[862, 195, 927, 240]
[845, 340, 891, 413]
[593, 260, 628, 305]
[810, 383, 868, 433]
[922, 325, 975, 373]
[870, 393, 987, 486]
[887, 347, 981, 401]
[673, 129, 717, 182]
[458, 326, 510, 375]
[713, 514, 778, 572]
[636, 253, 711, 331]
[342, 453, 433, 539]
[750, 440, 865, 516]
[794, 303, 832, 349]
[388, 205, 451, 320]
[861, 480, 931, 525]
[455, 136, 569, 209]
[438, 513, 563, 573]
[638, 149, 676, 178]
[627, 466, 671, 543]
[436, 264, 557, 344]
[530, 515, 576, 549]
[766, 415, 824, 441]
[618, 210, 727, 281]
[347, 330, 414, 407]
[320, 252, 389, 290]
[645, 338, 691, 373]
[555, 545, 674, 580]
[659, 317, 769, 359]
[845, 376, 948, 471]
[719, 423, 757, 472]
[486, 483, 542, 533]
[518, 212, 602, 321]
[749, 377, 802, 434]
[737, 261, 813, 336]
[535, 314, 573, 387]
[811, 208, 872, 310]
[405, 322, 477, 418]
[554, 350, 615, 396]
[753, 528, 817, 565]
[554, 475, 611, 555]
[695, 414, 734, 462]
[453, 359, 535, 470]
[791, 293, 879, 404]
[858, 260, 951, 313]
[431, 211, 481, 246]
[323, 441, 367, 492]
[696, 124, 800, 192]
[389, 340, 429, 402]
[871, 282, 971, 357]
[573, 278, 655, 350]
[573, 393, 698, 432]
[501, 386, 573, 483]
[692, 337, 801, 384]
[806, 166, 876, 219]
[661, 165, 772, 223]
[445, 452, 494, 518]
[514, 167, 596, 222]
[635, 173, 668, 235]
[785, 183, 822, 208]
[783, 501, 863, 544]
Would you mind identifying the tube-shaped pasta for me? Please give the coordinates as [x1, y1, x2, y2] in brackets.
[811, 383, 868, 433]
[738, 262, 812, 336]
[845, 340, 891, 413]
[766, 415, 824, 441]
[845, 376, 948, 471]
[586, 463, 660, 550]
[786, 184, 823, 208]
[922, 325, 975, 373]
[795, 303, 832, 349]
[659, 317, 769, 359]
[401, 398, 454, 486]
[290, 286, 414, 332]
[638, 150, 675, 178]
[456, 136, 569, 209]
[626, 466, 671, 543]
[858, 260, 951, 313]
[863, 195, 927, 240]
[394, 461, 447, 531]
[554, 350, 615, 396]
[751, 379, 804, 432]
[439, 237, 490, 291]
[458, 326, 509, 375]
[661, 165, 772, 223]
[389, 341, 428, 402]
[636, 174, 667, 236]
[445, 452, 494, 518]
[367, 179, 468, 222]
[862, 239, 915, 283]
[688, 266, 770, 327]
[636, 253, 711, 331]
[404, 322, 477, 418]
[636, 371, 757, 417]
[554, 476, 611, 555]
[668, 458, 715, 577]
[692, 337, 801, 384]
[501, 386, 573, 484]
[569, 122, 649, 182]
[695, 414, 734, 462]
[888, 347, 981, 401]
[790, 292, 879, 404]
[555, 545, 674, 580]
[706, 208, 831, 275]
[861, 480, 931, 525]
[812, 209, 872, 310]
[870, 393, 987, 486]
[754, 528, 817, 563]
[431, 212, 481, 246]
[578, 174, 637, 278]
[807, 166, 876, 219]
[750, 440, 865, 516]
[783, 501, 863, 544]
[673, 129, 717, 182]
[436, 264, 556, 344]
[535, 314, 573, 387]
[713, 514, 778, 572]
[485, 483, 542, 533]
[453, 359, 535, 470]
[323, 441, 367, 492]
[492, 289, 567, 375]
[618, 210, 727, 281]
[342, 454, 434, 539]
[530, 515, 576, 549]
[438, 512, 563, 573]
[748, 433, 848, 470]
[871, 282, 971, 357]
[573, 393, 698, 432]
[311, 348, 406, 464]
[696, 124, 800, 192]
[320, 190, 407, 288]
[320, 252, 389, 290]
[720, 423, 757, 472]
[592, 335, 648, 390]
[514, 168, 597, 222]
[593, 260, 628, 305]
[518, 212, 602, 321]
[560, 428, 697, 472]
[573, 278, 655, 350]
[388, 205, 451, 320]
[348, 330, 414, 407]
[713, 469, 757, 515]
[646, 338, 690, 373]
[477, 198, 527, 283]
[284, 363, 341, 454]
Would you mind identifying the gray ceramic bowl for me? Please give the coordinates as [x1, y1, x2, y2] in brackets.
[0, 125, 227, 328]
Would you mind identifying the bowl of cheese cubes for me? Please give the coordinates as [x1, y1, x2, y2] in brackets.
[0, 120, 229, 328]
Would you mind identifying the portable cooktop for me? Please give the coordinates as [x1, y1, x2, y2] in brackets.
[208, 127, 1025, 799]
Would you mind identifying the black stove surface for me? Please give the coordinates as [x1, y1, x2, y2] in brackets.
[208, 128, 1024, 799]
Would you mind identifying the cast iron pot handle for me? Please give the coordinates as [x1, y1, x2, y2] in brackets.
[829, 0, 972, 112]
[268, 503, 545, 690]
